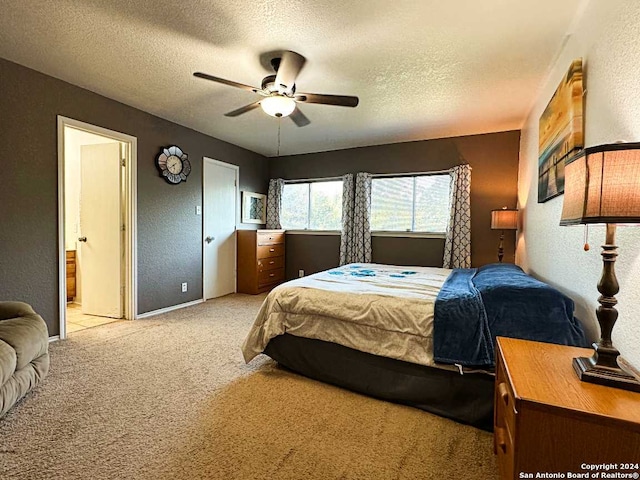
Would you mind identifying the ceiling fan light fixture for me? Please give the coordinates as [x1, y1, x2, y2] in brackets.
[260, 95, 296, 118]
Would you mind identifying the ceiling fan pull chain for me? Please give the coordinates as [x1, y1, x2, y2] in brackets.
[277, 118, 282, 157]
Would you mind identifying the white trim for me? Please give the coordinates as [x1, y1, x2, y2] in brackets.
[57, 116, 138, 339]
[136, 299, 204, 319]
[202, 157, 239, 300]
[48, 335, 60, 343]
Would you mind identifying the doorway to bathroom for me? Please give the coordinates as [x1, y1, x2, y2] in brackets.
[57, 117, 137, 338]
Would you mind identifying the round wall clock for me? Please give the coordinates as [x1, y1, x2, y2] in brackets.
[156, 146, 191, 184]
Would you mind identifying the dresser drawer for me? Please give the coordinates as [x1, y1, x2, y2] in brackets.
[257, 244, 284, 259]
[258, 256, 284, 272]
[258, 268, 285, 287]
[257, 231, 284, 246]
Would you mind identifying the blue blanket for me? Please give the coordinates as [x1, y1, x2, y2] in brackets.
[433, 263, 587, 366]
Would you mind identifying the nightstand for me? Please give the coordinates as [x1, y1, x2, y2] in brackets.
[494, 337, 640, 480]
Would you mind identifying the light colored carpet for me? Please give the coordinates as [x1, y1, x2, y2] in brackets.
[0, 294, 498, 479]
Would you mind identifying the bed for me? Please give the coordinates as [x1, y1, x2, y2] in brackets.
[242, 263, 587, 430]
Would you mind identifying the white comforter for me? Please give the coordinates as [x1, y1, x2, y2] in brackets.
[241, 263, 451, 367]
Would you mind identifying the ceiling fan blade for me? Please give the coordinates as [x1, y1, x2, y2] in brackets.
[294, 93, 359, 107]
[224, 101, 262, 117]
[274, 51, 306, 94]
[289, 107, 311, 127]
[193, 72, 259, 93]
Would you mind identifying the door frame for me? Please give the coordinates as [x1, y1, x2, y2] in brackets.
[202, 157, 239, 301]
[57, 116, 138, 339]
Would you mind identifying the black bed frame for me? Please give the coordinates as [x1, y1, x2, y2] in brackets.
[264, 334, 495, 431]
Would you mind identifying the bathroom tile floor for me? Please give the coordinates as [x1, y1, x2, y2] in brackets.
[66, 303, 120, 333]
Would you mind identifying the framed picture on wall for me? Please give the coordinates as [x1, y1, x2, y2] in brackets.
[538, 58, 584, 203]
[241, 191, 266, 224]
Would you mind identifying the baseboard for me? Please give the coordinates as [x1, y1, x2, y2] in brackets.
[136, 299, 204, 319]
[48, 335, 60, 343]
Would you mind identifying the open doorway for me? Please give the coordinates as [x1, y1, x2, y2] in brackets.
[57, 117, 137, 338]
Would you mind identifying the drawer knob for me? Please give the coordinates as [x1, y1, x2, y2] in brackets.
[269, 273, 275, 277]
[495, 427, 508, 453]
[498, 382, 509, 407]
[269, 261, 275, 265]
[269, 248, 275, 252]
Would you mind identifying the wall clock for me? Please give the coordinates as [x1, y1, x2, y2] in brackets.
[156, 146, 191, 184]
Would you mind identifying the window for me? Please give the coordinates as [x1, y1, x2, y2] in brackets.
[370, 174, 450, 233]
[281, 180, 343, 230]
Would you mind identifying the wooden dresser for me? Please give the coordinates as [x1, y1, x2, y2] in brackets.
[237, 229, 285, 294]
[494, 337, 640, 480]
[66, 250, 76, 301]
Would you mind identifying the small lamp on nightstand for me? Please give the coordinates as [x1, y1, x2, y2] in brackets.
[491, 207, 518, 263]
[560, 142, 640, 392]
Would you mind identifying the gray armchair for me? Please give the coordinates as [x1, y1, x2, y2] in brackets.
[0, 301, 49, 418]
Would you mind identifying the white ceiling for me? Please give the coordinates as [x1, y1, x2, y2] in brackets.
[0, 0, 584, 157]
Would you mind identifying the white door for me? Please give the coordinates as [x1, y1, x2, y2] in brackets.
[79, 143, 123, 318]
[203, 158, 237, 299]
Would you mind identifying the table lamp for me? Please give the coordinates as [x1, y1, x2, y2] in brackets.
[491, 207, 518, 263]
[560, 142, 640, 392]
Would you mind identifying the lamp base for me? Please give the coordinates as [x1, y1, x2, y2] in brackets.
[572, 355, 640, 393]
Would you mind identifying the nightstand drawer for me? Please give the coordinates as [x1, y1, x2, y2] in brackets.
[257, 244, 284, 259]
[257, 232, 284, 246]
[258, 256, 284, 272]
[258, 268, 284, 287]
[494, 424, 514, 480]
[494, 337, 640, 480]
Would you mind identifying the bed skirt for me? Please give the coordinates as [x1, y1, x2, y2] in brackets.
[264, 334, 495, 431]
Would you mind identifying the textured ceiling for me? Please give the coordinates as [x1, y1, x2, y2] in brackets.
[0, 0, 584, 156]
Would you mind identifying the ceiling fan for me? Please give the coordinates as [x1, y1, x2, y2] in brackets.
[193, 51, 359, 127]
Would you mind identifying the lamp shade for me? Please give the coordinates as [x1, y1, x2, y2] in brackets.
[491, 208, 518, 230]
[560, 143, 640, 225]
[260, 96, 296, 117]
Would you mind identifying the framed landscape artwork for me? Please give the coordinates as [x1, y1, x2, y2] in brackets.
[241, 191, 266, 224]
[538, 58, 584, 203]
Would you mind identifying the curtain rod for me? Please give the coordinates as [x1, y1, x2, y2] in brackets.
[284, 176, 343, 184]
[371, 169, 450, 178]
[283, 169, 451, 184]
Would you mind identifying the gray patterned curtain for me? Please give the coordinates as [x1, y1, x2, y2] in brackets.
[443, 164, 472, 269]
[340, 172, 372, 265]
[266, 178, 285, 229]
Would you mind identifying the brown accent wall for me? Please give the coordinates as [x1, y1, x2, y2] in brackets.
[0, 58, 269, 335]
[271, 131, 520, 278]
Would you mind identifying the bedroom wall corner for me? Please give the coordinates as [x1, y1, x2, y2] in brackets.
[516, 0, 640, 369]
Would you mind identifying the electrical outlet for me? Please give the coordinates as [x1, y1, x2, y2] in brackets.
[298, 270, 304, 278]
[181, 282, 188, 293]
[196, 206, 201, 215]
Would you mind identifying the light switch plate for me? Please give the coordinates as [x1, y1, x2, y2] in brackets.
[196, 206, 202, 215]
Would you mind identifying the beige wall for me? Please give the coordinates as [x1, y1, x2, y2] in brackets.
[517, 1, 640, 369]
